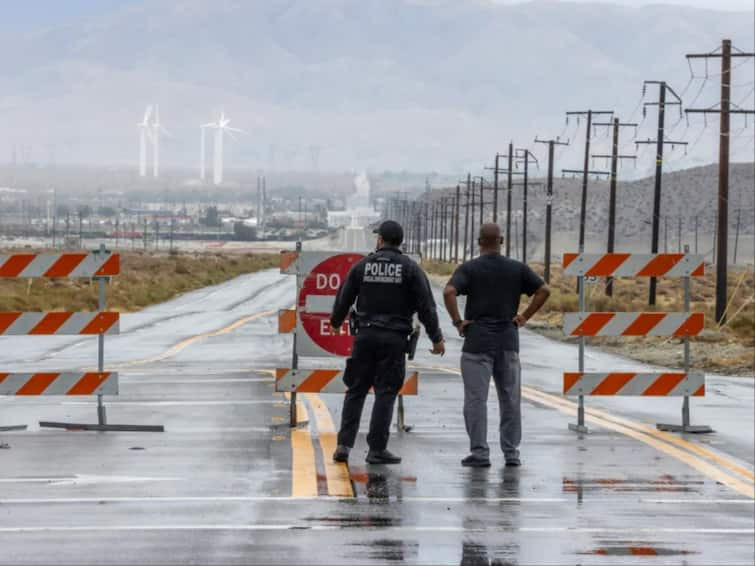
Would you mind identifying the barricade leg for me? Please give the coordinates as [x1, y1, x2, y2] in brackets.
[657, 395, 713, 434]
[656, 264, 712, 434]
[396, 394, 412, 433]
[39, 255, 164, 433]
[0, 424, 28, 432]
[290, 391, 298, 428]
[569, 275, 589, 434]
[568, 394, 589, 434]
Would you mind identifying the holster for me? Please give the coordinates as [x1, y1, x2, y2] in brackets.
[348, 307, 360, 336]
[342, 358, 357, 388]
[406, 326, 421, 360]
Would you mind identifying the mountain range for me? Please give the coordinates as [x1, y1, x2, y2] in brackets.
[0, 0, 752, 173]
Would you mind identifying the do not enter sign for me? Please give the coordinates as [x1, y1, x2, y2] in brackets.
[297, 253, 364, 357]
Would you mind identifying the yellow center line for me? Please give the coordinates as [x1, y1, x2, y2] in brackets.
[113, 309, 278, 368]
[523, 387, 755, 499]
[306, 393, 354, 497]
[290, 427, 318, 497]
[412, 363, 755, 499]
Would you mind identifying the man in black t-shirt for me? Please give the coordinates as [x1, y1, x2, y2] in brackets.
[443, 223, 550, 468]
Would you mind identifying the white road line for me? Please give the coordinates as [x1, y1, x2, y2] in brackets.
[60, 400, 280, 406]
[0, 496, 750, 505]
[0, 525, 750, 534]
[0, 496, 565, 504]
[0, 475, 181, 485]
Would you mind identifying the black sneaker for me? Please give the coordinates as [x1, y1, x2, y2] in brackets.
[461, 455, 491, 468]
[333, 445, 350, 463]
[505, 457, 522, 467]
[366, 449, 402, 465]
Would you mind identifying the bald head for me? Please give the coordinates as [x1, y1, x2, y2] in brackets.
[478, 223, 502, 252]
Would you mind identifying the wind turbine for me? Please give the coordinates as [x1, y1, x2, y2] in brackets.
[137, 105, 153, 177]
[151, 105, 170, 178]
[199, 121, 215, 181]
[201, 111, 244, 186]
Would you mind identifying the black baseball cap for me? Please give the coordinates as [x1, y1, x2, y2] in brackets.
[373, 220, 404, 245]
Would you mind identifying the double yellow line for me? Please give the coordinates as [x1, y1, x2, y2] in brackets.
[414, 364, 755, 499]
[289, 392, 354, 498]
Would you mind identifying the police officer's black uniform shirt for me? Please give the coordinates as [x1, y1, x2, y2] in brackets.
[449, 253, 543, 354]
[330, 247, 443, 344]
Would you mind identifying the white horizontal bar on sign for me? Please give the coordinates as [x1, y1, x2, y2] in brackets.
[0, 253, 119, 278]
[562, 312, 703, 337]
[562, 253, 704, 277]
[304, 295, 336, 313]
[0, 312, 120, 336]
[563, 371, 704, 397]
[0, 372, 118, 396]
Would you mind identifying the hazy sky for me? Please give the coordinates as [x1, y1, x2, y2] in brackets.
[2, 0, 752, 33]
[495, 0, 754, 10]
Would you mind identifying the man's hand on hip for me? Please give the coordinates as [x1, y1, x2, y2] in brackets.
[513, 314, 528, 328]
[430, 340, 445, 356]
[330, 323, 343, 336]
[457, 320, 473, 337]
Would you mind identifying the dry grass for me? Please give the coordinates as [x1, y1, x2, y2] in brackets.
[426, 259, 754, 374]
[0, 251, 279, 313]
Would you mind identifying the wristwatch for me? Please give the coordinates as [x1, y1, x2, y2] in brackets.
[452, 319, 463, 327]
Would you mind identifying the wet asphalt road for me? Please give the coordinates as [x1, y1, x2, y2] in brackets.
[0, 258, 753, 564]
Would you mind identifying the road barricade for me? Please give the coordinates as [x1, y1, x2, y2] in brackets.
[0, 246, 163, 432]
[562, 250, 712, 434]
[277, 243, 418, 431]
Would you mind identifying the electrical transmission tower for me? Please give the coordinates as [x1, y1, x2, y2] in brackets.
[635, 81, 688, 306]
[685, 38, 755, 324]
[534, 136, 569, 283]
[593, 117, 638, 296]
[562, 110, 614, 252]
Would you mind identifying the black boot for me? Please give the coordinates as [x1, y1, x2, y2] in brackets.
[333, 445, 350, 463]
[366, 448, 401, 464]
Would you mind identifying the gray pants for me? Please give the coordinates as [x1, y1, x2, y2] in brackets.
[460, 350, 521, 460]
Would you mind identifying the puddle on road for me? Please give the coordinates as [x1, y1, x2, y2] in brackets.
[304, 514, 398, 528]
[582, 546, 695, 557]
[349, 539, 418, 562]
[563, 474, 704, 495]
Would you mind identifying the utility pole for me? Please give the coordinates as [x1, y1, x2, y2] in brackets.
[677, 216, 682, 254]
[441, 197, 448, 262]
[514, 149, 538, 264]
[513, 215, 519, 260]
[170, 218, 175, 253]
[664, 215, 669, 253]
[685, 38, 754, 323]
[563, 110, 613, 252]
[454, 185, 461, 263]
[463, 174, 471, 261]
[733, 208, 741, 265]
[430, 200, 436, 260]
[636, 81, 688, 306]
[535, 136, 569, 283]
[506, 143, 513, 257]
[591, 117, 638, 295]
[694, 215, 699, 254]
[492, 153, 501, 223]
[485, 146, 524, 250]
[470, 178, 477, 257]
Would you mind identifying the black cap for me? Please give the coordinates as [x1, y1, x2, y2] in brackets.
[373, 220, 404, 245]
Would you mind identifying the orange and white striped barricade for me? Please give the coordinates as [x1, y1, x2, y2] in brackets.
[562, 250, 711, 434]
[0, 245, 163, 432]
[278, 244, 418, 431]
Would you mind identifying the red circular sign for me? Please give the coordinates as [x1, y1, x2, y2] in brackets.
[298, 253, 364, 356]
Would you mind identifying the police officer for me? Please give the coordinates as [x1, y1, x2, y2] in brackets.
[330, 220, 445, 465]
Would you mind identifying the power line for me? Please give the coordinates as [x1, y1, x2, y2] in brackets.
[685, 39, 755, 324]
